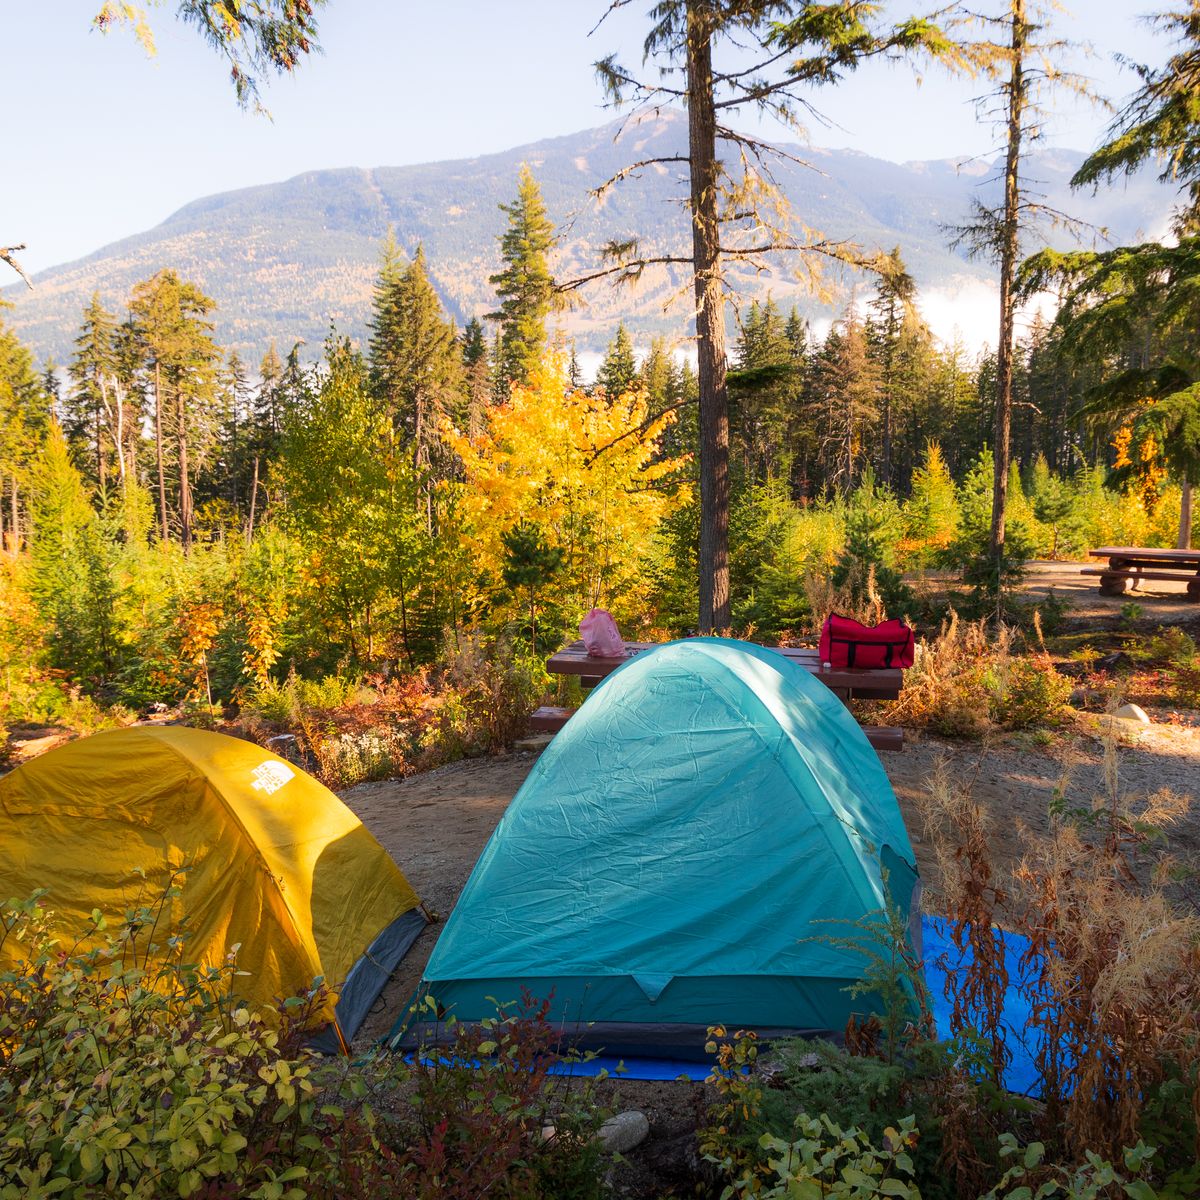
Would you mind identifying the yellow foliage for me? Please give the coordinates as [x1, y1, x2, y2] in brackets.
[442, 355, 688, 620]
[1112, 423, 1133, 470]
[92, 3, 157, 54]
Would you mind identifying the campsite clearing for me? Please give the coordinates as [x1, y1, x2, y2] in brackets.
[341, 721, 1199, 1188]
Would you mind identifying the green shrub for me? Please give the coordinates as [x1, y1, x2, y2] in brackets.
[981, 1135, 1173, 1200]
[1136, 627, 1198, 670]
[0, 890, 386, 1200]
[439, 629, 549, 750]
[0, 890, 612, 1200]
[752, 1114, 922, 1200]
[992, 652, 1073, 728]
[891, 617, 1073, 737]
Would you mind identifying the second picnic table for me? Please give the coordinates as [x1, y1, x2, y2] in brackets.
[534, 639, 904, 752]
[1081, 547, 1200, 600]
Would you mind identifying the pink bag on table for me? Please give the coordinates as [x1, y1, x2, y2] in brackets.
[580, 608, 626, 658]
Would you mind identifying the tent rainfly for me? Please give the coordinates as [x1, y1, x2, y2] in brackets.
[0, 726, 426, 1050]
[394, 638, 919, 1058]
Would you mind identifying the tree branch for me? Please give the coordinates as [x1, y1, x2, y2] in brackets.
[557, 255, 695, 293]
[584, 395, 696, 465]
[0, 245, 33, 289]
[590, 155, 690, 202]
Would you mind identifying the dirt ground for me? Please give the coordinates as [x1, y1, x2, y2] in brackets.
[341, 700, 1200, 1190]
[922, 559, 1200, 622]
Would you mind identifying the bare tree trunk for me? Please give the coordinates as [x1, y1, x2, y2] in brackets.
[104, 375, 127, 488]
[154, 361, 168, 541]
[246, 454, 260, 544]
[1180, 480, 1194, 549]
[881, 299, 896, 487]
[687, 0, 731, 633]
[95, 394, 106, 494]
[990, 0, 1026, 569]
[9, 477, 18, 553]
[177, 392, 193, 551]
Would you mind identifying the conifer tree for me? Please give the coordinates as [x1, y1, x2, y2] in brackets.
[905, 441, 960, 561]
[1021, 4, 1200, 547]
[368, 229, 407, 401]
[257, 340, 285, 437]
[639, 337, 675, 412]
[0, 312, 49, 551]
[806, 309, 879, 493]
[731, 299, 796, 484]
[369, 241, 464, 478]
[27, 421, 118, 681]
[868, 249, 918, 487]
[243, 341, 288, 541]
[1029, 452, 1072, 557]
[597, 323, 638, 396]
[67, 294, 119, 492]
[128, 269, 220, 548]
[461, 317, 491, 438]
[952, 1, 1090, 575]
[500, 522, 564, 654]
[489, 165, 557, 388]
[110, 316, 145, 486]
[568, 342, 585, 392]
[211, 350, 253, 522]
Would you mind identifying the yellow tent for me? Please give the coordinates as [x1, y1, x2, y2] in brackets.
[0, 726, 426, 1047]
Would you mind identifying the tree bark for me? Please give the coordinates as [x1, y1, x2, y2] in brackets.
[990, 0, 1026, 567]
[1180, 480, 1194, 549]
[687, 0, 731, 633]
[95, 390, 106, 494]
[177, 391, 193, 551]
[247, 454, 260, 544]
[9, 478, 18, 553]
[154, 361, 168, 541]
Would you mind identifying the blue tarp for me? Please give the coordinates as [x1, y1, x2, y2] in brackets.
[922, 915, 1041, 1096]
[547, 916, 1044, 1092]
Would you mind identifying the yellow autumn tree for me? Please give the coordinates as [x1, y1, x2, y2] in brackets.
[442, 355, 688, 627]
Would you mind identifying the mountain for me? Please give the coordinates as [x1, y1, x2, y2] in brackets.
[2, 110, 1176, 364]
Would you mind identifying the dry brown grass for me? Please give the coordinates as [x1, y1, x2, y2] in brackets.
[800, 563, 886, 634]
[919, 722, 1200, 1171]
[887, 613, 1071, 738]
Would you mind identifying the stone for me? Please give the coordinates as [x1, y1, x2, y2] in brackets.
[1113, 702, 1151, 725]
[596, 1110, 650, 1154]
[1096, 651, 1133, 674]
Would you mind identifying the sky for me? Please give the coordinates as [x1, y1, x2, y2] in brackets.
[3, 2, 1168, 276]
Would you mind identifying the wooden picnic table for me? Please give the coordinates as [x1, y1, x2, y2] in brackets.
[535, 639, 906, 753]
[545, 640, 902, 701]
[1082, 546, 1200, 600]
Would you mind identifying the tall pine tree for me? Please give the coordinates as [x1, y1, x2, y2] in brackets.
[489, 165, 557, 388]
[128, 269, 220, 549]
[368, 241, 464, 478]
[597, 323, 639, 396]
[66, 294, 120, 492]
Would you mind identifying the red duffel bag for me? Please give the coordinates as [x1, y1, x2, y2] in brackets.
[819, 614, 915, 670]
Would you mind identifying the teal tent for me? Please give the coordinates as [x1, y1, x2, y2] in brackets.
[395, 638, 918, 1057]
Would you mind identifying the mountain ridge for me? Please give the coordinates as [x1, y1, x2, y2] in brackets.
[3, 112, 1175, 363]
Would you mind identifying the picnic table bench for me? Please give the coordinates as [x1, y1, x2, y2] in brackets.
[1081, 547, 1200, 600]
[533, 639, 905, 753]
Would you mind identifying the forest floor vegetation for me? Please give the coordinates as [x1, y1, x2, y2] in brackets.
[4, 574, 1200, 1197]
